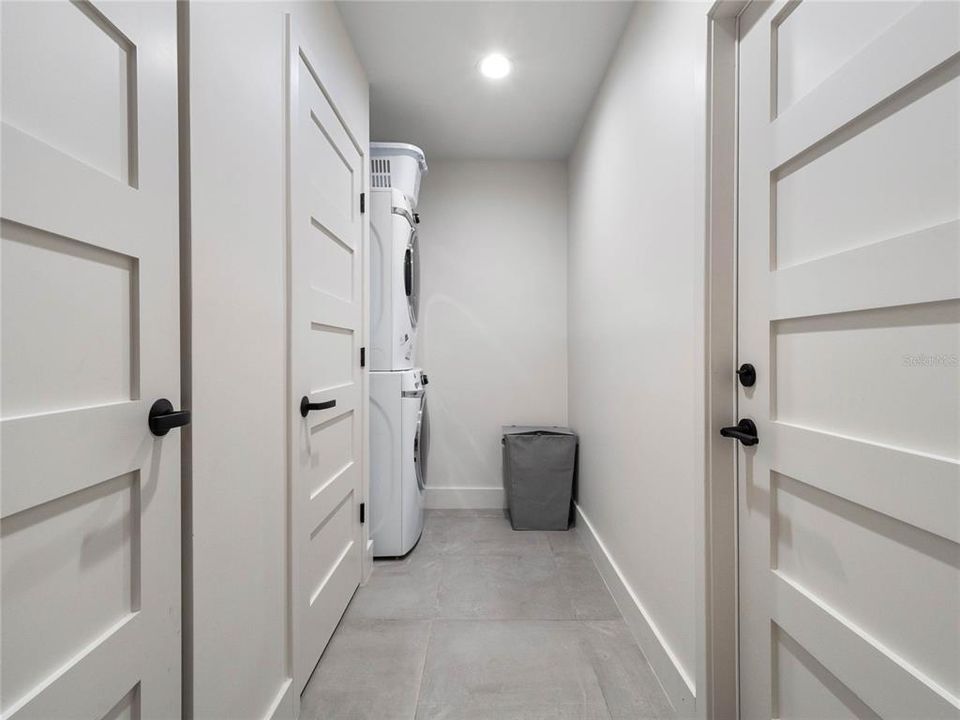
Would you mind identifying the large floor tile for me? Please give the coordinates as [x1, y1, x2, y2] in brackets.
[309, 510, 674, 720]
[544, 527, 590, 556]
[554, 552, 622, 620]
[578, 621, 676, 719]
[344, 553, 441, 621]
[427, 513, 552, 556]
[425, 509, 506, 518]
[437, 552, 573, 620]
[415, 620, 612, 720]
[300, 619, 431, 720]
[415, 703, 610, 719]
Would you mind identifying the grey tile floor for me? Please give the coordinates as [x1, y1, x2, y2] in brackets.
[300, 510, 675, 720]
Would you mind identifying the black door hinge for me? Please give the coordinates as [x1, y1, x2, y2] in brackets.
[360, 346, 366, 368]
[360, 502, 366, 524]
[360, 192, 365, 214]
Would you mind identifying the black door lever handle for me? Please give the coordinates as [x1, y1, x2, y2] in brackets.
[149, 399, 191, 436]
[720, 418, 759, 446]
[300, 396, 337, 417]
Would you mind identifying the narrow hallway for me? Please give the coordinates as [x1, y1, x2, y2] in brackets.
[300, 510, 675, 719]
[4, 1, 955, 716]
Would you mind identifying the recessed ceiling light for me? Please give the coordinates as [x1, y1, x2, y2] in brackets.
[479, 53, 511, 80]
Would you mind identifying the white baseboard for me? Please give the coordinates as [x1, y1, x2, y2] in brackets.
[364, 537, 375, 575]
[574, 503, 696, 717]
[424, 486, 505, 509]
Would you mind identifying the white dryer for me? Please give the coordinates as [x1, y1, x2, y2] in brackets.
[370, 188, 419, 371]
[369, 368, 429, 557]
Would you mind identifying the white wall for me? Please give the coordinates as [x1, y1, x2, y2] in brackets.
[416, 161, 568, 508]
[184, 3, 368, 718]
[567, 1, 708, 713]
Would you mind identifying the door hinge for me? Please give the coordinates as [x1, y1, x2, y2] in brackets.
[360, 346, 366, 368]
[360, 192, 365, 214]
[360, 502, 366, 524]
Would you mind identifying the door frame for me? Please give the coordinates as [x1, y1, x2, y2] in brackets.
[700, 2, 748, 719]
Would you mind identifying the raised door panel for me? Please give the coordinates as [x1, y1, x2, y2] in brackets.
[0, 0, 138, 185]
[2, 222, 139, 417]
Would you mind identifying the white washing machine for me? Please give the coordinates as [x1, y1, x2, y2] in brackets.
[369, 368, 429, 557]
[369, 188, 419, 371]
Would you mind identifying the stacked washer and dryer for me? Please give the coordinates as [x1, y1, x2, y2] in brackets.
[369, 143, 430, 557]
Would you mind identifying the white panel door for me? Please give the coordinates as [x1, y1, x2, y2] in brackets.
[1, 1, 181, 718]
[287, 18, 365, 694]
[736, 2, 960, 718]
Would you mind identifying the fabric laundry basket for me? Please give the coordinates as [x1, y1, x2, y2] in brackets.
[502, 426, 578, 531]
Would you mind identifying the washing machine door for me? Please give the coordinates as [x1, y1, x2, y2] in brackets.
[414, 394, 429, 490]
[413, 396, 425, 491]
[404, 229, 420, 328]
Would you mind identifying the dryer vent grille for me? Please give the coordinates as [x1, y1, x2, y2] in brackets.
[371, 158, 392, 190]
[370, 148, 425, 207]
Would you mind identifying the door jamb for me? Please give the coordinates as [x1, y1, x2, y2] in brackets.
[699, 2, 745, 718]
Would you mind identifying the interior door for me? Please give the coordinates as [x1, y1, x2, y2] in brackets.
[1, 1, 182, 717]
[736, 1, 960, 718]
[287, 18, 365, 694]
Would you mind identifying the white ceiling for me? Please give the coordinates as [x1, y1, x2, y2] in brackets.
[337, 1, 634, 160]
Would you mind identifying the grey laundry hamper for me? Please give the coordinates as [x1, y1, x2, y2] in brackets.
[501, 426, 578, 531]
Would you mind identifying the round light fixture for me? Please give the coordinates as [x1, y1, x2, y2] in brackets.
[479, 53, 512, 80]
